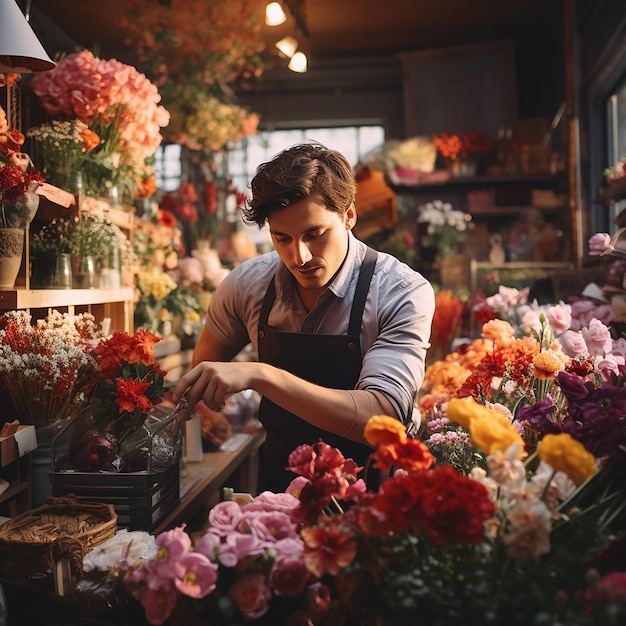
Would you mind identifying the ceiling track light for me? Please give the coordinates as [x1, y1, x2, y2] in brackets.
[265, 2, 286, 26]
[288, 51, 307, 73]
[275, 36, 298, 58]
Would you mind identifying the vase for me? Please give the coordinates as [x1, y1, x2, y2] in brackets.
[0, 228, 24, 289]
[30, 252, 73, 289]
[71, 253, 96, 289]
[31, 421, 65, 508]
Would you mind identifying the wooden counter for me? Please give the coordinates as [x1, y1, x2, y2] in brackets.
[153, 428, 265, 534]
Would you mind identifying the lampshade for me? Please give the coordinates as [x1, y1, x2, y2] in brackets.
[265, 2, 287, 26]
[0, 0, 56, 73]
[288, 51, 307, 73]
[275, 36, 298, 58]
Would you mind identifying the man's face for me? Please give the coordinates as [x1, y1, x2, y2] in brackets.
[268, 195, 356, 298]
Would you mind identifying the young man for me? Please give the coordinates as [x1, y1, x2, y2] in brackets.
[172, 143, 435, 492]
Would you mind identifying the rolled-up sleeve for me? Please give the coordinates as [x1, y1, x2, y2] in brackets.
[357, 265, 435, 425]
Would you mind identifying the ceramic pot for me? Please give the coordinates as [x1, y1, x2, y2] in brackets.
[0, 228, 24, 289]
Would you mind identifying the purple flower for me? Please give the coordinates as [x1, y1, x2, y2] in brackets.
[563, 382, 626, 459]
[516, 398, 561, 434]
[557, 371, 592, 402]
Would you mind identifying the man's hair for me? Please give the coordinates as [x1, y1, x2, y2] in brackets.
[242, 142, 356, 228]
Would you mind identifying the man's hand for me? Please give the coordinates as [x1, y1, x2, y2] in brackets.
[172, 361, 260, 417]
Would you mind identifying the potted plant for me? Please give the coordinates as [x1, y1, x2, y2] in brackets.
[29, 216, 75, 289]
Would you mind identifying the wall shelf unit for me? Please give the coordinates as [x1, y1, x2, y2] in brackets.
[0, 287, 135, 334]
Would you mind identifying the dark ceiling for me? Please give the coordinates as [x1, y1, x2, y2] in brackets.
[28, 0, 563, 68]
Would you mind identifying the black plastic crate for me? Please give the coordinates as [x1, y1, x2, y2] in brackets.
[50, 462, 179, 531]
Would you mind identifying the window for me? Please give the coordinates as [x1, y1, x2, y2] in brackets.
[227, 125, 385, 193]
[154, 143, 182, 191]
[606, 78, 626, 223]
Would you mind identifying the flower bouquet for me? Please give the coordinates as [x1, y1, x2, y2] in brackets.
[417, 199, 472, 257]
[53, 329, 178, 474]
[94, 404, 626, 626]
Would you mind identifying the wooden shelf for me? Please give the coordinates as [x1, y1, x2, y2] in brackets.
[469, 204, 565, 216]
[388, 172, 566, 193]
[0, 287, 134, 310]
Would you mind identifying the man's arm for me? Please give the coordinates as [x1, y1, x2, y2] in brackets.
[172, 354, 395, 445]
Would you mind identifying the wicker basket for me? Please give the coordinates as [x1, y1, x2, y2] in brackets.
[0, 494, 117, 578]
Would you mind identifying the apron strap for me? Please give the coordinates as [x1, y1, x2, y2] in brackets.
[347, 247, 378, 336]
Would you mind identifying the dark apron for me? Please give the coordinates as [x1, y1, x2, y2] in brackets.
[256, 247, 378, 493]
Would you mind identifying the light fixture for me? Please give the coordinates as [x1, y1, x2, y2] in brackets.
[0, 0, 56, 73]
[0, 0, 56, 131]
[275, 36, 298, 58]
[288, 51, 307, 73]
[265, 1, 286, 26]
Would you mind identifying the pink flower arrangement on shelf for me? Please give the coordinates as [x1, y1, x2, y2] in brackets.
[29, 49, 169, 196]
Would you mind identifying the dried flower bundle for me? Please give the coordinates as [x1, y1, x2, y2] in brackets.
[0, 310, 103, 426]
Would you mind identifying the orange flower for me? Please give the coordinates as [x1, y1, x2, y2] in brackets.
[433, 132, 464, 160]
[481, 319, 515, 342]
[532, 351, 563, 380]
[364, 415, 407, 447]
[80, 128, 101, 152]
[301, 518, 357, 577]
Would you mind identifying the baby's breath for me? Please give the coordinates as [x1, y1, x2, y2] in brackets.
[0, 310, 104, 426]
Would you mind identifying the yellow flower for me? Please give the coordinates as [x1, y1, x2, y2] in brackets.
[447, 397, 525, 458]
[364, 415, 407, 447]
[538, 433, 597, 486]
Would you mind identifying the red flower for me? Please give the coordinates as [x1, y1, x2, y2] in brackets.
[115, 377, 154, 414]
[417, 465, 495, 545]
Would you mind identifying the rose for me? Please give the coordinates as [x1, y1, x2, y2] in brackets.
[229, 573, 272, 620]
[588, 232, 612, 255]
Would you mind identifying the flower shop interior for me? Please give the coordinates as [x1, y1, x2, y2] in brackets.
[0, 0, 625, 624]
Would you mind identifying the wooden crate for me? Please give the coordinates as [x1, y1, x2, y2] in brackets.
[50, 463, 179, 531]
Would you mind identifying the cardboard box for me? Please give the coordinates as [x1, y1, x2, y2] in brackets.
[0, 425, 37, 468]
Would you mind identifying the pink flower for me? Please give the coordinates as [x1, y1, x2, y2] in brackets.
[174, 552, 218, 599]
[229, 573, 272, 620]
[207, 500, 243, 536]
[595, 355, 624, 381]
[140, 584, 178, 625]
[547, 303, 572, 333]
[243, 510, 299, 543]
[581, 318, 613, 355]
[194, 531, 220, 561]
[269, 552, 310, 596]
[242, 491, 300, 514]
[217, 532, 264, 568]
[588, 232, 613, 255]
[559, 330, 589, 358]
[153, 526, 191, 578]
